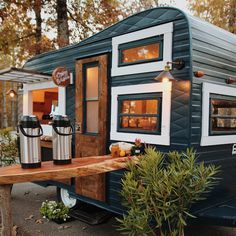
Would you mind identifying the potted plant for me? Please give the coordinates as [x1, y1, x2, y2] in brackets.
[131, 138, 144, 156]
[40, 200, 72, 224]
[117, 147, 219, 236]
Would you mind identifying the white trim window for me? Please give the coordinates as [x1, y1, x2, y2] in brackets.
[110, 82, 172, 145]
[201, 82, 236, 146]
[23, 81, 66, 136]
[111, 22, 173, 77]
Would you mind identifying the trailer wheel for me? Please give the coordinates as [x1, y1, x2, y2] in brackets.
[57, 187, 79, 209]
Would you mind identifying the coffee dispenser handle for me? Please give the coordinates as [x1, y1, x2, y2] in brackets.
[52, 124, 74, 136]
[18, 124, 43, 138]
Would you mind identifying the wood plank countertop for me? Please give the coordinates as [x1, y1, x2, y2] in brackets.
[0, 155, 130, 185]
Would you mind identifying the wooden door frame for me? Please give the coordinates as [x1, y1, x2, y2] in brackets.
[75, 54, 108, 157]
[74, 54, 108, 201]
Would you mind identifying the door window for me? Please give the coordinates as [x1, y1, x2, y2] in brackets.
[84, 63, 99, 134]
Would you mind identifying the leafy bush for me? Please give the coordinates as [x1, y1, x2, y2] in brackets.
[117, 147, 219, 236]
[40, 200, 70, 221]
[0, 128, 18, 166]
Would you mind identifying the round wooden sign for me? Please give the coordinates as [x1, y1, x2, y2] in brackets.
[52, 67, 70, 87]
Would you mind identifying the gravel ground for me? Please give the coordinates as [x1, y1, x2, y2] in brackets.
[11, 183, 121, 236]
[9, 182, 236, 236]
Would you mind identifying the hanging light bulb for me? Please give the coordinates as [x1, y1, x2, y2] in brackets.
[6, 89, 17, 98]
[154, 63, 175, 82]
[153, 59, 185, 82]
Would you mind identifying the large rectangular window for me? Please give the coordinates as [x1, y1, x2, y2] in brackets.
[118, 36, 163, 66]
[84, 63, 99, 134]
[210, 94, 236, 135]
[117, 93, 162, 134]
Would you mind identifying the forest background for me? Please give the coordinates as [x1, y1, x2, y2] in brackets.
[0, 0, 235, 128]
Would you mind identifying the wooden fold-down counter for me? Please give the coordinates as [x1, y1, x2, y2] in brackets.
[0, 155, 128, 185]
[0, 155, 130, 236]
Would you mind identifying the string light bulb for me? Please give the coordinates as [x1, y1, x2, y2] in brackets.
[6, 89, 17, 98]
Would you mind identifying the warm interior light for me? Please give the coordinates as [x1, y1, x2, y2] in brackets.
[121, 43, 160, 64]
[32, 87, 58, 124]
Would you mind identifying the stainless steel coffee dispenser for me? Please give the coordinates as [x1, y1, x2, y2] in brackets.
[18, 115, 43, 169]
[52, 115, 73, 165]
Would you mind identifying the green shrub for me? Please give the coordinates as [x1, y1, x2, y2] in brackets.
[0, 128, 18, 166]
[117, 147, 219, 236]
[40, 200, 70, 221]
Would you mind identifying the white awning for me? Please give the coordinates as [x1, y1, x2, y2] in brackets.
[0, 67, 52, 84]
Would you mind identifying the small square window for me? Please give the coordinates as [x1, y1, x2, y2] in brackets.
[118, 35, 163, 67]
[117, 93, 162, 134]
[210, 94, 236, 135]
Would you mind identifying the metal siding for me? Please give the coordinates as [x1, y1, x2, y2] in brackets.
[189, 16, 236, 150]
[78, 8, 183, 46]
[189, 16, 236, 207]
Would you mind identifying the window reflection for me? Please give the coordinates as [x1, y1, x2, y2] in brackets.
[211, 98, 236, 133]
[119, 98, 161, 133]
[85, 65, 99, 134]
[121, 43, 160, 64]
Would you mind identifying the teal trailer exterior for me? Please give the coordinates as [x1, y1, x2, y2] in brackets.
[23, 7, 236, 217]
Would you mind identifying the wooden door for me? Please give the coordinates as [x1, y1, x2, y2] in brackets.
[75, 54, 108, 201]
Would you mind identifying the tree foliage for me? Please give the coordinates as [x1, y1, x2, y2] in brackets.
[0, 0, 161, 66]
[189, 0, 236, 33]
[0, 128, 18, 166]
[118, 147, 219, 236]
[0, 0, 55, 65]
[0, 0, 161, 128]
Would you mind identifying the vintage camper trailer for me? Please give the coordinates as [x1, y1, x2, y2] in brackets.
[1, 6, 236, 221]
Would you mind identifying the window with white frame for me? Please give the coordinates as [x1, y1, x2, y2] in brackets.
[201, 82, 236, 146]
[117, 93, 162, 134]
[210, 94, 236, 135]
[110, 82, 172, 145]
[23, 81, 66, 136]
[111, 22, 173, 77]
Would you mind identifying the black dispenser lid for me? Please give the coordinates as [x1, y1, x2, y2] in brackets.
[19, 115, 40, 128]
[52, 115, 71, 127]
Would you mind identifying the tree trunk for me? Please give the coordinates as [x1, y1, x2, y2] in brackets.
[56, 0, 69, 48]
[33, 0, 42, 54]
[228, 0, 236, 33]
[2, 81, 8, 128]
